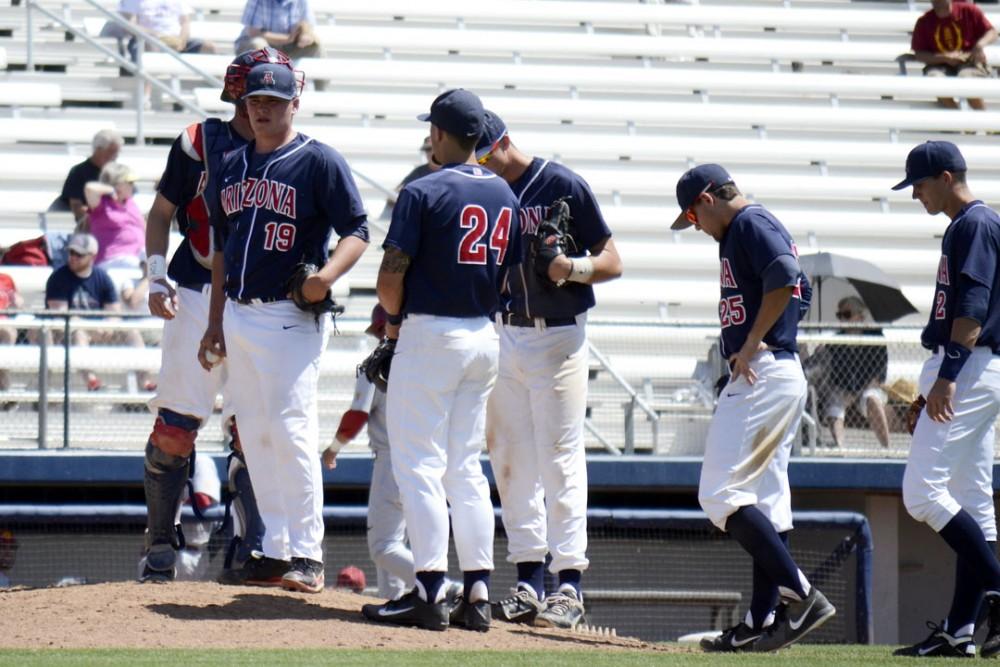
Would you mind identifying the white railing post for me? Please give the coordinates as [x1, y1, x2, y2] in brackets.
[25, 0, 34, 71]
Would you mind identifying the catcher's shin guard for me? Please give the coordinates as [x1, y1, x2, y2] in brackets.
[143, 410, 200, 575]
[223, 447, 266, 568]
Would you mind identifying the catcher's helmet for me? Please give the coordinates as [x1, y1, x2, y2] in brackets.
[221, 47, 304, 103]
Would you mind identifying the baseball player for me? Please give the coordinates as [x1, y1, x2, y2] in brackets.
[892, 141, 1000, 658]
[140, 48, 284, 583]
[472, 111, 622, 630]
[361, 89, 521, 632]
[0, 529, 16, 589]
[672, 164, 834, 652]
[199, 60, 368, 594]
[324, 305, 413, 600]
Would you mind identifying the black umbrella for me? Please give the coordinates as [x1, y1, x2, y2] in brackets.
[798, 252, 919, 323]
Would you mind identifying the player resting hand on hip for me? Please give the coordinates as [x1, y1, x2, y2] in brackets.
[672, 164, 834, 653]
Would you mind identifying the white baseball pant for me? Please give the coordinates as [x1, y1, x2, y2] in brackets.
[699, 350, 807, 533]
[369, 436, 413, 599]
[149, 285, 224, 422]
[487, 314, 590, 574]
[223, 299, 328, 562]
[386, 314, 497, 574]
[903, 347, 1000, 539]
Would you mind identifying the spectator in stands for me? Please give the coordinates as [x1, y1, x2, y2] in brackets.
[44, 233, 153, 392]
[379, 135, 438, 219]
[81, 163, 146, 274]
[119, 0, 216, 54]
[911, 0, 998, 110]
[0, 272, 23, 409]
[53, 129, 124, 224]
[807, 297, 890, 449]
[0, 530, 17, 588]
[234, 0, 321, 61]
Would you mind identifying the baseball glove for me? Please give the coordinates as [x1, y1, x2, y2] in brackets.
[286, 262, 344, 329]
[528, 196, 578, 282]
[906, 395, 926, 435]
[359, 338, 396, 392]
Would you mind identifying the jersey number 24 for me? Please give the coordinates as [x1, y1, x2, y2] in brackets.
[458, 205, 511, 265]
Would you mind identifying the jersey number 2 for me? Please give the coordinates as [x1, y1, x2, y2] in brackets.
[458, 205, 511, 265]
[263, 222, 295, 252]
[934, 290, 947, 320]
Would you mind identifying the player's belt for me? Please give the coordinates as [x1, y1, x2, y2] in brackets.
[500, 312, 576, 328]
[231, 296, 284, 305]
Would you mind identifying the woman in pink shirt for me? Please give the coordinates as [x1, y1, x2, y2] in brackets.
[82, 162, 146, 271]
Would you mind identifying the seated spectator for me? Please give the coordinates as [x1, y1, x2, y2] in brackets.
[44, 233, 153, 392]
[81, 163, 146, 275]
[52, 129, 124, 224]
[379, 135, 438, 220]
[806, 297, 890, 449]
[119, 0, 216, 54]
[0, 272, 22, 409]
[911, 0, 998, 110]
[235, 0, 320, 61]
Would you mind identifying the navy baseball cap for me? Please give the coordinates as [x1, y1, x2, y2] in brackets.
[891, 141, 966, 190]
[475, 110, 508, 161]
[671, 164, 734, 231]
[418, 89, 484, 138]
[242, 63, 298, 101]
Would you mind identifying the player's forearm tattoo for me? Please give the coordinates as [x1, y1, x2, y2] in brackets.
[380, 247, 411, 274]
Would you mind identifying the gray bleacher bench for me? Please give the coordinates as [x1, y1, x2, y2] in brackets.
[584, 588, 743, 631]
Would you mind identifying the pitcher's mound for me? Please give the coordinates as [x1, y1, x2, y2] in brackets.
[0, 582, 664, 651]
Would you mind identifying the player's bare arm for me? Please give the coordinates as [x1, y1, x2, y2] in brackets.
[927, 317, 982, 423]
[730, 286, 794, 385]
[145, 193, 179, 320]
[376, 246, 410, 339]
[197, 252, 226, 371]
[301, 235, 368, 303]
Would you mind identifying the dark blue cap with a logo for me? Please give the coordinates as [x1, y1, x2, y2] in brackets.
[671, 163, 735, 230]
[475, 110, 508, 160]
[892, 141, 966, 190]
[242, 63, 298, 101]
[417, 89, 485, 138]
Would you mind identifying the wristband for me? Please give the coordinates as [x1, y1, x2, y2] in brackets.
[385, 311, 403, 326]
[566, 257, 594, 284]
[148, 254, 168, 281]
[938, 341, 972, 382]
[148, 281, 170, 297]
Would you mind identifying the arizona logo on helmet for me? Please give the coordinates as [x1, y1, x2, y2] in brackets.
[263, 71, 275, 86]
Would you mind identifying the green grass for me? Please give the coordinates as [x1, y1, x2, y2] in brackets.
[0, 646, 957, 667]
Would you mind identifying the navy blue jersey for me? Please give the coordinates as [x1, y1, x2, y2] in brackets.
[213, 134, 369, 301]
[504, 157, 612, 318]
[921, 200, 1000, 352]
[717, 205, 805, 358]
[384, 163, 521, 318]
[159, 119, 249, 286]
[45, 265, 118, 310]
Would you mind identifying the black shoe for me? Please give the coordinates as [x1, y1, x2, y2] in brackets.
[138, 543, 175, 583]
[983, 597, 1000, 659]
[893, 621, 975, 658]
[753, 587, 835, 652]
[700, 622, 763, 652]
[450, 596, 491, 632]
[281, 557, 325, 593]
[362, 587, 449, 632]
[217, 551, 290, 587]
[491, 583, 545, 625]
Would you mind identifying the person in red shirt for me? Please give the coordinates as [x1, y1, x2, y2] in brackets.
[911, 0, 998, 110]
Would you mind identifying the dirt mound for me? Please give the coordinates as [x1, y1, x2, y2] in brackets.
[0, 582, 662, 651]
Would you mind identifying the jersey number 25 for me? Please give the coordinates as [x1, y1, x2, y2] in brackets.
[458, 205, 511, 265]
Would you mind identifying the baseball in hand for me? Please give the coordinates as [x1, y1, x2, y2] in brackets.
[205, 350, 222, 367]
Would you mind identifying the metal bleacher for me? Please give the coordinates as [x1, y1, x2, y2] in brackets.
[0, 0, 991, 454]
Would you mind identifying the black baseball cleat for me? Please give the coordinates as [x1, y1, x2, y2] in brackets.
[492, 583, 545, 625]
[982, 596, 1000, 659]
[449, 595, 491, 632]
[893, 621, 975, 658]
[700, 622, 763, 652]
[362, 588, 449, 632]
[217, 551, 290, 587]
[753, 586, 835, 652]
[281, 557, 325, 594]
